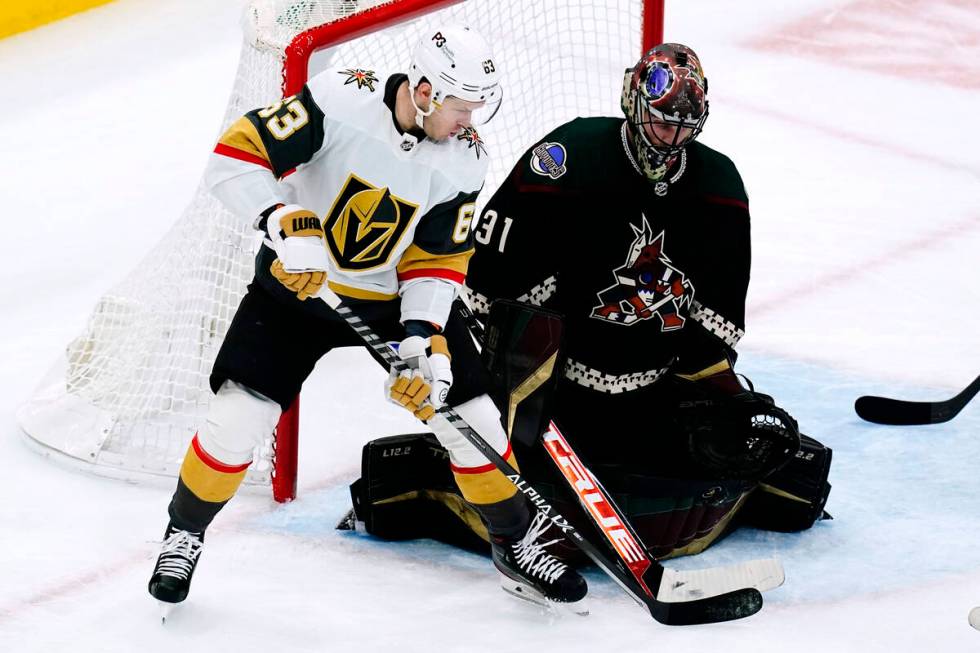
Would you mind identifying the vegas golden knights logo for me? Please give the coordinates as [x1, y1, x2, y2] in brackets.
[323, 174, 419, 270]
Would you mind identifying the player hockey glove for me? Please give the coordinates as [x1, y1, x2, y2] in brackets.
[262, 204, 329, 301]
[385, 334, 453, 421]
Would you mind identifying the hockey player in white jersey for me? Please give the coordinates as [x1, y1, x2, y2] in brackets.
[147, 25, 587, 616]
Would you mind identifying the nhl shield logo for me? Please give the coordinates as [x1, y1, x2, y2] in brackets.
[323, 173, 419, 270]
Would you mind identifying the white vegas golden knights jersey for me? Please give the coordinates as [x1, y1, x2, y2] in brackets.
[204, 66, 489, 327]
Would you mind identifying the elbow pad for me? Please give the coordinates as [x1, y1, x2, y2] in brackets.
[400, 278, 458, 328]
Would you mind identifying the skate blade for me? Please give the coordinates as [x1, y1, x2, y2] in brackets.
[499, 576, 590, 617]
[335, 509, 357, 531]
[158, 601, 176, 624]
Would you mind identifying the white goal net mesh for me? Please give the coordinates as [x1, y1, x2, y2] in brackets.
[18, 0, 649, 488]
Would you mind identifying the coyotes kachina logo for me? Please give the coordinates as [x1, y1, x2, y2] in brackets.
[591, 218, 694, 328]
[339, 68, 379, 92]
[456, 126, 486, 159]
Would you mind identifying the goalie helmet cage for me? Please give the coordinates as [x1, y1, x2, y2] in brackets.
[16, 0, 664, 502]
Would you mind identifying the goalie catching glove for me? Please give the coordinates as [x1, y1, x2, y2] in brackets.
[262, 204, 328, 301]
[386, 334, 453, 421]
[675, 390, 801, 481]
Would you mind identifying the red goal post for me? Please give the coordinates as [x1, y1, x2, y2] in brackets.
[17, 0, 665, 504]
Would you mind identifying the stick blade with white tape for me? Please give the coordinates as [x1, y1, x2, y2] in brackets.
[657, 558, 785, 602]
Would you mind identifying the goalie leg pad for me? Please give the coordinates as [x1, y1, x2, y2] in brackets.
[528, 456, 756, 562]
[736, 433, 833, 532]
[348, 432, 490, 552]
[198, 380, 281, 465]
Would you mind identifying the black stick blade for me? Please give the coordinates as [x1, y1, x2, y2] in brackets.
[854, 396, 935, 425]
[855, 374, 980, 425]
[647, 588, 764, 626]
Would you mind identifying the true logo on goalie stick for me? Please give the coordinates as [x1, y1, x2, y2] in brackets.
[591, 216, 694, 328]
[338, 68, 379, 92]
[322, 173, 418, 271]
[541, 424, 652, 587]
[530, 142, 567, 178]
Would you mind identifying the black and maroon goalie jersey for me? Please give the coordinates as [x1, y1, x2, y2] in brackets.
[466, 117, 751, 395]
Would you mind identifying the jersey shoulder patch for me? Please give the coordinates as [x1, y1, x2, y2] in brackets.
[516, 117, 620, 190]
[528, 141, 569, 179]
[336, 67, 381, 92]
[307, 65, 389, 121]
[454, 126, 487, 160]
[433, 126, 489, 194]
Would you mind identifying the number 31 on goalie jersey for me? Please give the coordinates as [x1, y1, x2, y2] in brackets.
[474, 209, 514, 252]
[257, 96, 310, 140]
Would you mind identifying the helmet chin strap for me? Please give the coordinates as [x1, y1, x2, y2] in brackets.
[409, 86, 436, 131]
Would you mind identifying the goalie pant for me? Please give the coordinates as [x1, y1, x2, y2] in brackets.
[346, 426, 832, 562]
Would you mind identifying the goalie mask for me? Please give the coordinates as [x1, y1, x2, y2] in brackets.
[621, 43, 709, 181]
[408, 24, 503, 129]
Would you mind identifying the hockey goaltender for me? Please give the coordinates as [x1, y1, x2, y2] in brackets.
[345, 43, 832, 581]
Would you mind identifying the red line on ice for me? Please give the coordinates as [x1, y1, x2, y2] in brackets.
[749, 213, 980, 316]
[719, 94, 980, 181]
[0, 469, 357, 623]
[747, 0, 980, 91]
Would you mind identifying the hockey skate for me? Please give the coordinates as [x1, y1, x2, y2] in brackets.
[491, 511, 589, 615]
[148, 522, 204, 622]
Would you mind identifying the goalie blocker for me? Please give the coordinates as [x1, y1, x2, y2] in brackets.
[342, 301, 832, 560]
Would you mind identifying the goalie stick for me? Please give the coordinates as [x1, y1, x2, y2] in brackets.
[540, 419, 783, 603]
[319, 287, 764, 625]
[462, 301, 783, 600]
[854, 374, 980, 425]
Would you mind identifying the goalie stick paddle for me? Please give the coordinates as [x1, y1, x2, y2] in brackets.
[540, 420, 782, 610]
[854, 374, 980, 425]
[318, 287, 763, 625]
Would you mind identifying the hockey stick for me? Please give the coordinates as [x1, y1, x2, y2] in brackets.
[317, 286, 763, 625]
[462, 301, 783, 598]
[854, 374, 980, 425]
[540, 420, 784, 603]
